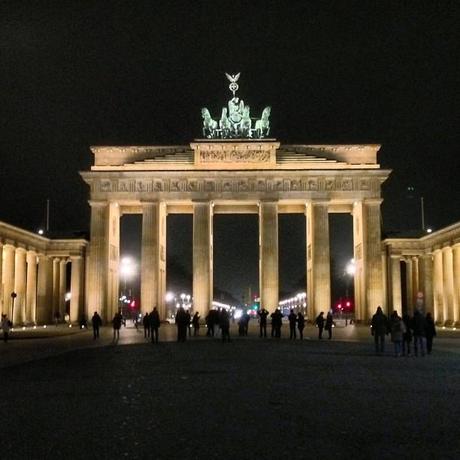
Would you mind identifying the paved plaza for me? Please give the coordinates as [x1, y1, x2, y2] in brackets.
[1, 323, 460, 459]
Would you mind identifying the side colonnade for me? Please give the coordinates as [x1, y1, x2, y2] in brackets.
[384, 222, 460, 325]
[0, 221, 87, 325]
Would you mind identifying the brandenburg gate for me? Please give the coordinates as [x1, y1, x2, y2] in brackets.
[81, 75, 390, 322]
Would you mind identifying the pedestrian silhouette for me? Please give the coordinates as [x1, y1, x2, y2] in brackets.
[258, 308, 269, 337]
[288, 309, 297, 339]
[143, 312, 151, 338]
[371, 306, 388, 355]
[297, 312, 305, 340]
[425, 312, 436, 354]
[112, 311, 123, 341]
[192, 312, 200, 336]
[325, 311, 334, 340]
[150, 307, 160, 343]
[91, 311, 102, 339]
[315, 312, 325, 339]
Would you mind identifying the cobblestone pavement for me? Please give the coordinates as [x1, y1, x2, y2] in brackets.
[1, 323, 460, 459]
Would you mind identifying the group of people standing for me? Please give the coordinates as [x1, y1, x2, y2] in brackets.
[371, 306, 437, 356]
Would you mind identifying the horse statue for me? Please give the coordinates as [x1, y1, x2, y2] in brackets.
[239, 106, 252, 138]
[255, 106, 271, 138]
[219, 107, 232, 138]
[201, 108, 218, 138]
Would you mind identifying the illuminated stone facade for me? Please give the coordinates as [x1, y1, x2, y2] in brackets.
[384, 222, 460, 325]
[81, 140, 390, 322]
[0, 222, 87, 324]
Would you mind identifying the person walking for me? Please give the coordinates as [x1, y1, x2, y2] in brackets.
[389, 310, 405, 357]
[192, 312, 200, 336]
[220, 308, 231, 342]
[288, 309, 297, 340]
[271, 308, 283, 338]
[315, 312, 325, 339]
[413, 308, 427, 357]
[143, 312, 151, 339]
[297, 312, 305, 340]
[402, 313, 413, 356]
[425, 312, 437, 354]
[205, 309, 216, 337]
[257, 308, 269, 338]
[112, 310, 123, 341]
[325, 311, 334, 340]
[175, 307, 188, 342]
[150, 307, 160, 343]
[185, 309, 192, 337]
[1, 314, 11, 343]
[371, 306, 388, 355]
[91, 311, 102, 339]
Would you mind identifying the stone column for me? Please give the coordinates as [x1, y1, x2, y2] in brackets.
[59, 260, 67, 319]
[0, 242, 3, 315]
[405, 258, 413, 315]
[70, 256, 84, 323]
[432, 249, 444, 324]
[364, 200, 384, 320]
[37, 255, 53, 324]
[452, 244, 460, 325]
[193, 201, 213, 317]
[390, 256, 402, 315]
[2, 244, 15, 317]
[306, 201, 330, 321]
[259, 201, 279, 312]
[52, 258, 60, 320]
[86, 202, 119, 323]
[141, 201, 167, 318]
[418, 253, 433, 316]
[442, 246, 454, 325]
[26, 251, 38, 324]
[13, 247, 27, 324]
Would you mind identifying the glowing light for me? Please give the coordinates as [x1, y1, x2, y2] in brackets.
[43, 325, 47, 328]
[346, 259, 356, 276]
[38, 229, 44, 235]
[65, 292, 72, 301]
[33, 325, 37, 329]
[426, 228, 433, 234]
[165, 292, 175, 302]
[22, 326, 26, 330]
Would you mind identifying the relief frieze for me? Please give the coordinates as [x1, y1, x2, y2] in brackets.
[97, 176, 374, 195]
[200, 150, 270, 163]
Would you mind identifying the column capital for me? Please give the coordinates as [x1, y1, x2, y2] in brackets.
[88, 200, 109, 208]
[363, 198, 383, 206]
[70, 255, 83, 261]
[15, 246, 27, 255]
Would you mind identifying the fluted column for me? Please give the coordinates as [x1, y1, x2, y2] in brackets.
[418, 253, 433, 316]
[70, 256, 83, 323]
[0, 242, 3, 315]
[52, 258, 60, 319]
[2, 244, 15, 317]
[442, 246, 454, 325]
[306, 201, 330, 320]
[141, 201, 166, 318]
[452, 244, 460, 325]
[193, 201, 213, 317]
[37, 255, 53, 324]
[26, 251, 37, 324]
[13, 247, 27, 324]
[390, 256, 402, 315]
[433, 249, 444, 324]
[259, 201, 279, 312]
[405, 258, 414, 315]
[83, 202, 118, 323]
[59, 260, 67, 319]
[352, 200, 384, 321]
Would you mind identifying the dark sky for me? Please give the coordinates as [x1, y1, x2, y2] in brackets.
[1, 1, 459, 301]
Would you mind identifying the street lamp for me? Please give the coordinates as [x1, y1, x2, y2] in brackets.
[120, 257, 136, 297]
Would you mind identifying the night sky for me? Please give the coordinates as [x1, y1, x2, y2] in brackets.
[1, 1, 459, 302]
